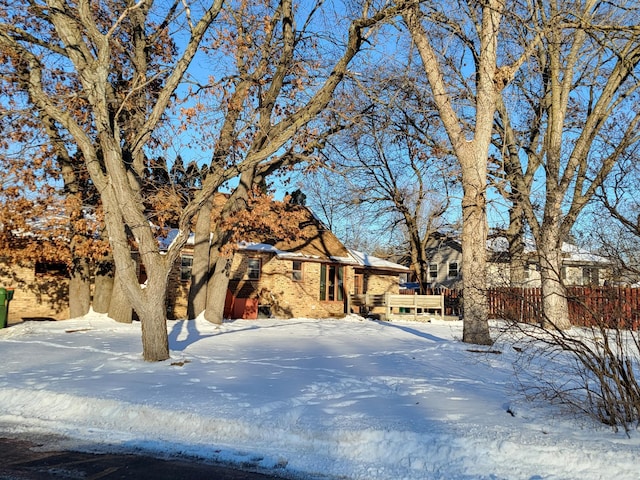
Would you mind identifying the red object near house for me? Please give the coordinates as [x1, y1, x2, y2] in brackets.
[224, 290, 258, 319]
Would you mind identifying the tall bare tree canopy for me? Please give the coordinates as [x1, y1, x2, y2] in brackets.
[0, 0, 408, 361]
[592, 153, 640, 284]
[403, 0, 512, 345]
[315, 62, 459, 292]
[494, 0, 640, 328]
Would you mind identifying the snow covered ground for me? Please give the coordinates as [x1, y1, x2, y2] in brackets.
[0, 313, 637, 480]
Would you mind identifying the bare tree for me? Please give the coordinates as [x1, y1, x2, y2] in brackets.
[591, 152, 640, 284]
[495, 0, 640, 328]
[403, 0, 510, 345]
[0, 0, 227, 361]
[318, 64, 459, 293]
[182, 2, 414, 324]
[504, 309, 640, 433]
[300, 167, 398, 254]
[1, 0, 409, 360]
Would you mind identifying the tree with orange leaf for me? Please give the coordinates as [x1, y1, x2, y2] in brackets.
[0, 84, 108, 319]
[163, 0, 415, 324]
[0, 0, 409, 361]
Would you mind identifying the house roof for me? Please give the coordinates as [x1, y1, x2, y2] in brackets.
[236, 243, 409, 272]
[166, 201, 407, 273]
[235, 206, 408, 272]
[486, 236, 609, 264]
[269, 209, 351, 260]
[237, 241, 356, 264]
[425, 232, 462, 253]
[560, 243, 608, 264]
[346, 248, 409, 272]
[161, 202, 347, 256]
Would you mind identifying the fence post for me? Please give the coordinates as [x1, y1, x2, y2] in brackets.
[385, 292, 391, 320]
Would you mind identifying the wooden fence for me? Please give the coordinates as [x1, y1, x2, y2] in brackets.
[487, 286, 640, 328]
[423, 288, 462, 317]
[400, 287, 640, 327]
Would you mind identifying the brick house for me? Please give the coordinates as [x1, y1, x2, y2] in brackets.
[0, 204, 408, 323]
[0, 260, 69, 323]
[170, 207, 409, 319]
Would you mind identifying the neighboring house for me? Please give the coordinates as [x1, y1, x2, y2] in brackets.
[422, 232, 610, 288]
[1, 199, 408, 322]
[0, 210, 75, 323]
[421, 234, 463, 289]
[0, 260, 70, 323]
[168, 206, 409, 320]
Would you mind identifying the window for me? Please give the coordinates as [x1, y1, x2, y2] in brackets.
[247, 258, 261, 280]
[429, 263, 438, 279]
[583, 267, 599, 286]
[320, 264, 344, 301]
[180, 255, 193, 282]
[292, 261, 303, 281]
[353, 274, 364, 295]
[448, 262, 458, 279]
[35, 262, 68, 277]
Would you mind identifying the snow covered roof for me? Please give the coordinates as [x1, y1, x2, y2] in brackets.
[237, 241, 340, 262]
[486, 236, 536, 254]
[560, 243, 608, 264]
[346, 248, 410, 271]
[486, 236, 609, 264]
[238, 242, 408, 271]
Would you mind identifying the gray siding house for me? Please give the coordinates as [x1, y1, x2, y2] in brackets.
[422, 233, 610, 288]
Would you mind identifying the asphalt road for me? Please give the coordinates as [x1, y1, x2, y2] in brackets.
[0, 434, 292, 480]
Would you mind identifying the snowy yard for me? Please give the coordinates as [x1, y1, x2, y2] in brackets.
[0, 314, 637, 480]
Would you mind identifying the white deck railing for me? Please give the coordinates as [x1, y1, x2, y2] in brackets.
[350, 293, 445, 320]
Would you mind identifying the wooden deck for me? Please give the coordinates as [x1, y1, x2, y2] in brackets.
[350, 293, 445, 321]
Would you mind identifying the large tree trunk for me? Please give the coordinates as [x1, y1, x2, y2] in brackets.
[202, 170, 255, 323]
[409, 230, 431, 294]
[137, 287, 170, 362]
[403, 0, 503, 346]
[108, 269, 133, 324]
[204, 255, 231, 324]
[540, 267, 569, 330]
[107, 251, 171, 361]
[94, 129, 175, 361]
[416, 260, 430, 294]
[509, 242, 527, 287]
[187, 196, 213, 319]
[93, 255, 115, 314]
[538, 228, 571, 330]
[69, 256, 91, 318]
[460, 156, 493, 345]
[507, 206, 527, 287]
[107, 246, 172, 361]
